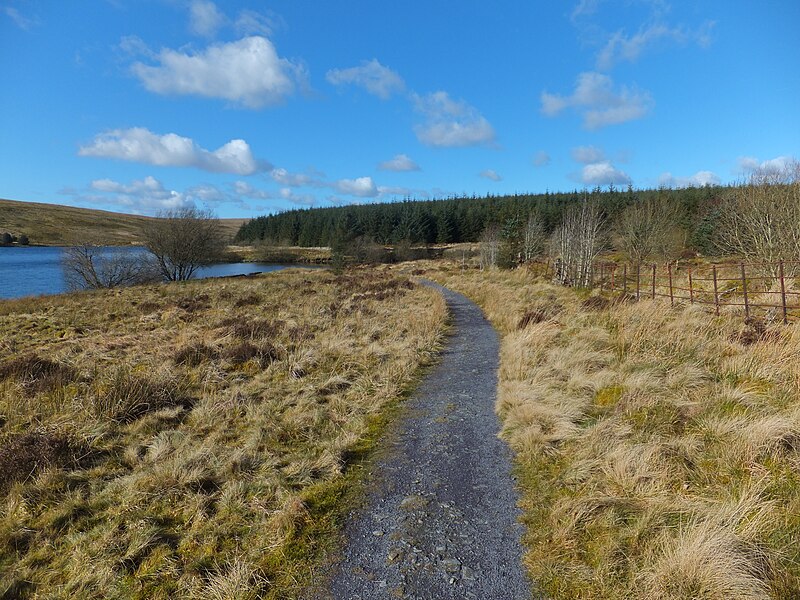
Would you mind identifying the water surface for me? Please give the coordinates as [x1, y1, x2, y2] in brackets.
[0, 246, 307, 300]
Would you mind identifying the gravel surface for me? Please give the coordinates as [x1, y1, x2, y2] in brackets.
[320, 282, 536, 599]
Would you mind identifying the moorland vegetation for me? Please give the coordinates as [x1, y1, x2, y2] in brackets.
[0, 269, 445, 598]
[406, 261, 800, 599]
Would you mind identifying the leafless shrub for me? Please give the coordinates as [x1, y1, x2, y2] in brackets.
[480, 224, 500, 269]
[616, 196, 684, 263]
[550, 199, 605, 287]
[62, 245, 159, 290]
[141, 207, 225, 281]
[523, 211, 547, 262]
[716, 161, 800, 277]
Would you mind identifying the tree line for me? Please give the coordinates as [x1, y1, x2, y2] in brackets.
[236, 160, 800, 278]
[234, 185, 724, 256]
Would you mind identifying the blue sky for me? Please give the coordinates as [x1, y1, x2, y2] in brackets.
[1, 0, 798, 218]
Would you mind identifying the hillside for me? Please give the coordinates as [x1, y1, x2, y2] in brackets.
[0, 198, 245, 246]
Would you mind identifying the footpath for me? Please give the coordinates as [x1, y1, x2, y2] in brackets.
[321, 283, 535, 599]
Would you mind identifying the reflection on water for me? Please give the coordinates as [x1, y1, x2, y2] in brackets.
[0, 246, 310, 300]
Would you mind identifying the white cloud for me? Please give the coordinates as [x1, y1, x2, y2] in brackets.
[187, 183, 227, 202]
[479, 169, 502, 182]
[131, 36, 304, 108]
[596, 22, 714, 70]
[279, 188, 316, 206]
[233, 181, 274, 200]
[658, 170, 720, 188]
[326, 59, 405, 99]
[532, 151, 551, 167]
[188, 0, 225, 37]
[377, 185, 413, 198]
[571, 0, 602, 21]
[378, 154, 420, 172]
[335, 177, 379, 197]
[737, 155, 797, 178]
[118, 35, 155, 58]
[571, 145, 606, 164]
[235, 9, 281, 36]
[577, 161, 631, 186]
[79, 127, 268, 175]
[413, 91, 496, 147]
[87, 176, 194, 213]
[269, 167, 324, 187]
[541, 71, 652, 129]
[3, 6, 37, 30]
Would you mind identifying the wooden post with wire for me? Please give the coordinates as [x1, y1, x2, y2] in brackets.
[712, 265, 720, 316]
[623, 264, 628, 296]
[740, 262, 749, 319]
[668, 263, 674, 306]
[636, 263, 641, 301]
[780, 260, 788, 324]
[651, 263, 656, 300]
[688, 268, 694, 304]
[599, 263, 604, 291]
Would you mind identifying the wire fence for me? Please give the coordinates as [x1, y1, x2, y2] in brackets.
[536, 259, 800, 324]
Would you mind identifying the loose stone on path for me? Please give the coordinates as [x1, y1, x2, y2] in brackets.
[319, 283, 537, 599]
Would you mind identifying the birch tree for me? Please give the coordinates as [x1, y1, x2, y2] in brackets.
[550, 200, 604, 287]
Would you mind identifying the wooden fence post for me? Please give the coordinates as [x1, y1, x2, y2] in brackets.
[611, 265, 616, 292]
[668, 263, 674, 306]
[623, 264, 628, 296]
[600, 263, 605, 291]
[636, 263, 641, 301]
[688, 268, 694, 304]
[740, 263, 749, 319]
[651, 263, 657, 300]
[712, 265, 720, 316]
[780, 260, 788, 324]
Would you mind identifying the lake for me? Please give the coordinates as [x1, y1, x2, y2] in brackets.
[0, 246, 309, 300]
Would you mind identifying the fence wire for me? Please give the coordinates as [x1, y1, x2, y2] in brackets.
[536, 259, 800, 324]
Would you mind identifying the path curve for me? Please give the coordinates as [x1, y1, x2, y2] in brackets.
[323, 282, 534, 599]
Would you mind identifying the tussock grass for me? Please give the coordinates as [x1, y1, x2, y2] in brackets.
[422, 262, 800, 599]
[0, 268, 446, 598]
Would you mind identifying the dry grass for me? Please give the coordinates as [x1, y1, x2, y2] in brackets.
[417, 261, 800, 599]
[0, 197, 245, 245]
[0, 268, 446, 598]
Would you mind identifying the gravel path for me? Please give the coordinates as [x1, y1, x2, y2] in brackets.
[321, 282, 536, 599]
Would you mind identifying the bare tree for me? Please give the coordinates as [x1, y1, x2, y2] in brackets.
[142, 207, 225, 281]
[716, 162, 800, 276]
[62, 246, 159, 290]
[550, 199, 604, 287]
[479, 224, 500, 269]
[522, 211, 546, 262]
[616, 197, 683, 263]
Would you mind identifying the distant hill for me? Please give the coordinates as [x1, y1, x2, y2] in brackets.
[0, 198, 246, 246]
